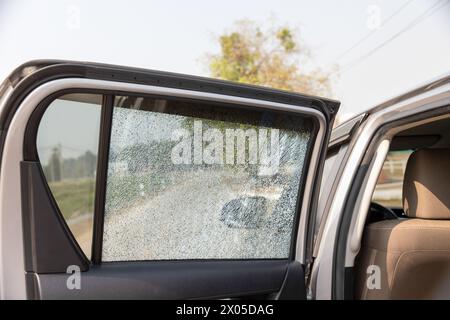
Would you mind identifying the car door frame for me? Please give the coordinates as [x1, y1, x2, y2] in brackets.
[311, 74, 450, 300]
[0, 60, 339, 299]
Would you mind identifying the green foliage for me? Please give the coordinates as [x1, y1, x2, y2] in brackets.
[208, 20, 334, 96]
[43, 148, 97, 182]
[43, 148, 98, 220]
[276, 28, 295, 52]
[105, 171, 171, 213]
[48, 178, 95, 220]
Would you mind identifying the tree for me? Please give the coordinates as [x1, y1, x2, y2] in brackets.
[47, 145, 62, 182]
[207, 20, 333, 96]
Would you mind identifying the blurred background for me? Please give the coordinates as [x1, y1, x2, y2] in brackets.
[0, 0, 449, 124]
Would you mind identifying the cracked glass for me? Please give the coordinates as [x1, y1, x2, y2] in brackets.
[102, 95, 313, 261]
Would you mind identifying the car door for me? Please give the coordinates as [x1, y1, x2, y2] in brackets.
[0, 60, 339, 299]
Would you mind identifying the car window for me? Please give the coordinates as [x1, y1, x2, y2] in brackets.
[37, 93, 102, 259]
[372, 150, 413, 208]
[101, 95, 314, 261]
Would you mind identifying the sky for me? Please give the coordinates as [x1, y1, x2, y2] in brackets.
[0, 0, 449, 122]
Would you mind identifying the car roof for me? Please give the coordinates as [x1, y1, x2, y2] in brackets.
[331, 73, 450, 147]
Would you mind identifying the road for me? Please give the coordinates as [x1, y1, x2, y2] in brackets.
[101, 169, 291, 261]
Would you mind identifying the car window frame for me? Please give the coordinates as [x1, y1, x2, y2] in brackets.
[0, 61, 336, 299]
[102, 93, 317, 262]
[24, 86, 328, 267]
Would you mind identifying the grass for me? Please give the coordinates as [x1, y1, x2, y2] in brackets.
[104, 171, 174, 212]
[48, 178, 96, 220]
[47, 169, 177, 222]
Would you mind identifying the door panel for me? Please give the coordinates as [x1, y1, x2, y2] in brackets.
[0, 60, 339, 299]
[35, 260, 304, 300]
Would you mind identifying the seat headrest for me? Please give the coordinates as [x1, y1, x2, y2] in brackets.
[403, 149, 450, 219]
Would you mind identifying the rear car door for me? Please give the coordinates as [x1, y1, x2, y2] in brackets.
[0, 60, 339, 299]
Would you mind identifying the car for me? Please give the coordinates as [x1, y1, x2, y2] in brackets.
[0, 60, 448, 300]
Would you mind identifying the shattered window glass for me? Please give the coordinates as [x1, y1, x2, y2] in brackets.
[102, 95, 313, 261]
